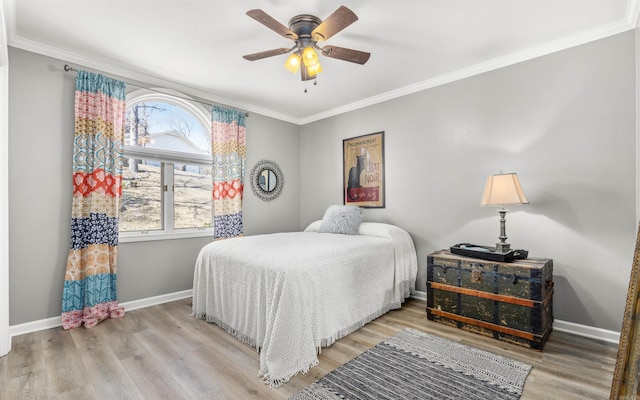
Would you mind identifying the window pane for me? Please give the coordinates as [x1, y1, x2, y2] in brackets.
[121, 159, 163, 232]
[125, 101, 210, 154]
[174, 163, 213, 230]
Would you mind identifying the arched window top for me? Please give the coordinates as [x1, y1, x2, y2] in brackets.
[125, 90, 210, 155]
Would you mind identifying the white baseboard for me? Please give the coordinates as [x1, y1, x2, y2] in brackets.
[8, 289, 620, 346]
[120, 289, 193, 312]
[411, 291, 427, 301]
[553, 319, 620, 344]
[8, 289, 193, 338]
[411, 290, 620, 345]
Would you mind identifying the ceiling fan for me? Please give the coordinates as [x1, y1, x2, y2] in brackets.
[243, 6, 370, 81]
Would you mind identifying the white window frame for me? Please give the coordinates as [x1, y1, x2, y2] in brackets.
[119, 91, 213, 243]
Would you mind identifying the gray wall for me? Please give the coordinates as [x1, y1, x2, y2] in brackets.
[299, 31, 637, 332]
[243, 113, 301, 235]
[7, 31, 638, 333]
[7, 47, 300, 325]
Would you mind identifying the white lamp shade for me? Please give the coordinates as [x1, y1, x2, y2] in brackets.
[480, 172, 529, 206]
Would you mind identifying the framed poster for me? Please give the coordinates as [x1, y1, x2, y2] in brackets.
[343, 131, 385, 208]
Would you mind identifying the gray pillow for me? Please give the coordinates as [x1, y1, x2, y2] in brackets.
[318, 205, 363, 235]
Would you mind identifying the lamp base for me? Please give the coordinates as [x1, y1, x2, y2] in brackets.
[495, 208, 511, 254]
[495, 242, 511, 254]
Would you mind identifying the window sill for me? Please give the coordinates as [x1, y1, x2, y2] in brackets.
[119, 229, 213, 243]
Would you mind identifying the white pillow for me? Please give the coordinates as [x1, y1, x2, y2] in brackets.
[318, 205, 363, 235]
[304, 220, 322, 232]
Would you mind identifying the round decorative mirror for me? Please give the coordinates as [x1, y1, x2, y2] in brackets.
[250, 160, 284, 201]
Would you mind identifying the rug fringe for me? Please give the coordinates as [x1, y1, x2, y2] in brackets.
[291, 328, 531, 399]
[387, 328, 531, 396]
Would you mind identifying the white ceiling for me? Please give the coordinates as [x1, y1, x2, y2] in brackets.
[4, 0, 639, 124]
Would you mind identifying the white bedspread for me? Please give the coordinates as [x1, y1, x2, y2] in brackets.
[192, 222, 418, 386]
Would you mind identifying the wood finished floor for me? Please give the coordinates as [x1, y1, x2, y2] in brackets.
[0, 298, 618, 400]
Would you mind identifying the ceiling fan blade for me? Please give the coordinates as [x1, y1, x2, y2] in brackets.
[243, 48, 292, 61]
[246, 9, 298, 40]
[321, 45, 370, 65]
[312, 6, 358, 42]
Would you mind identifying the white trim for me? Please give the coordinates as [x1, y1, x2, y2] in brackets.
[8, 289, 193, 338]
[300, 19, 634, 125]
[554, 319, 620, 345]
[0, 0, 10, 357]
[628, 0, 640, 28]
[6, 35, 299, 125]
[0, 0, 7, 67]
[411, 290, 427, 302]
[116, 289, 192, 312]
[0, 67, 8, 357]
[3, 0, 289, 122]
[636, 27, 640, 227]
[412, 290, 620, 344]
[7, 288, 622, 345]
[126, 90, 212, 144]
[123, 145, 212, 165]
[5, 0, 637, 126]
[119, 229, 212, 243]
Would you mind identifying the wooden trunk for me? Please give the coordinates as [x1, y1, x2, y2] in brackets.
[426, 249, 554, 350]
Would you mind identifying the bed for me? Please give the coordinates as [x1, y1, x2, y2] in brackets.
[192, 207, 418, 387]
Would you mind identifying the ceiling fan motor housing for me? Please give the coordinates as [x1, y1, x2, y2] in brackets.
[288, 14, 322, 48]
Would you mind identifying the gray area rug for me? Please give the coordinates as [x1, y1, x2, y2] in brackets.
[290, 328, 532, 400]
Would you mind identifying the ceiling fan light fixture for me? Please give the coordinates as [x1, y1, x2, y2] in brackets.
[284, 52, 301, 73]
[244, 7, 370, 83]
[301, 65, 316, 81]
[302, 46, 319, 68]
[307, 62, 322, 76]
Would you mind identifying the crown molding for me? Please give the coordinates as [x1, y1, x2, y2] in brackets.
[628, 0, 640, 27]
[6, 35, 302, 125]
[0, 0, 8, 67]
[4, 0, 638, 126]
[300, 18, 636, 125]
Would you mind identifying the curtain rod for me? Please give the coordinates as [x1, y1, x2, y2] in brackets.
[63, 64, 249, 117]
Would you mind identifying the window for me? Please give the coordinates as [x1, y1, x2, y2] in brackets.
[120, 92, 213, 242]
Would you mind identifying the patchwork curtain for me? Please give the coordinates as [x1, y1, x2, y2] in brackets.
[211, 106, 246, 240]
[62, 70, 127, 329]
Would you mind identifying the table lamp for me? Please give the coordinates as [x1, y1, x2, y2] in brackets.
[480, 172, 529, 253]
